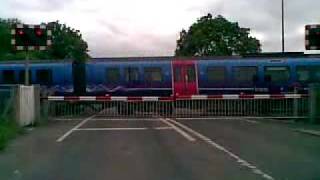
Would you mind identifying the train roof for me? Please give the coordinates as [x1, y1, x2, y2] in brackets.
[91, 52, 320, 62]
[0, 59, 72, 64]
[1, 52, 320, 64]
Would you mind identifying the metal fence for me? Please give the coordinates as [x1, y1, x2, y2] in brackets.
[174, 98, 308, 118]
[42, 94, 309, 119]
[0, 86, 17, 121]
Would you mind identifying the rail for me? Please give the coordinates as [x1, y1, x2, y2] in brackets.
[41, 94, 309, 119]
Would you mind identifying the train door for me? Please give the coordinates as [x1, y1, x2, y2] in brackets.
[72, 61, 86, 95]
[172, 60, 198, 96]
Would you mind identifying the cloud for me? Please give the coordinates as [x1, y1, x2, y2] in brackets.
[9, 0, 72, 12]
[1, 0, 319, 56]
[86, 31, 176, 57]
[200, 0, 320, 52]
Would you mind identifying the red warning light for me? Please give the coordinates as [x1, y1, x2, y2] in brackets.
[35, 29, 43, 36]
[12, 24, 52, 49]
[17, 29, 24, 35]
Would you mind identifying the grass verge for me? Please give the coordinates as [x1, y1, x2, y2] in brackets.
[0, 118, 22, 151]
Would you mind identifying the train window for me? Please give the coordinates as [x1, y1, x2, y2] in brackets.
[264, 66, 290, 83]
[186, 66, 196, 82]
[207, 67, 226, 83]
[36, 69, 52, 85]
[296, 66, 320, 83]
[144, 67, 162, 83]
[2, 70, 15, 84]
[106, 68, 120, 83]
[233, 67, 257, 84]
[19, 70, 32, 84]
[125, 67, 139, 82]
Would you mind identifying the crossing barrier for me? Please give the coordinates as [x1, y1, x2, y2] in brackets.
[41, 94, 309, 119]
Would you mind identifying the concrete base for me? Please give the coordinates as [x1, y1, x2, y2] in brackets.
[15, 85, 40, 126]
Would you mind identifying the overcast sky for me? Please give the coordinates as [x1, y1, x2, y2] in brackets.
[1, 0, 319, 57]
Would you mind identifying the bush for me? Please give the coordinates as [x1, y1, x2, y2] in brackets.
[0, 118, 21, 151]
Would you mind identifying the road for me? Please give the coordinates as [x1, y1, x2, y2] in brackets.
[0, 116, 319, 180]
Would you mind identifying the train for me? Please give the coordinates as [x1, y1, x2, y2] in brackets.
[0, 53, 320, 96]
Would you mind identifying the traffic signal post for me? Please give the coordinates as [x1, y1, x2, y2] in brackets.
[306, 25, 320, 50]
[25, 49, 29, 85]
[11, 24, 52, 85]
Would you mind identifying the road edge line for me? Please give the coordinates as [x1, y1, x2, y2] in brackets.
[294, 129, 320, 137]
[159, 118, 196, 142]
[74, 127, 173, 131]
[56, 115, 96, 142]
[168, 118, 274, 180]
[243, 119, 260, 124]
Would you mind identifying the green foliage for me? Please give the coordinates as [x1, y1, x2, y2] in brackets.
[0, 19, 20, 60]
[175, 14, 262, 56]
[0, 118, 21, 151]
[0, 19, 89, 62]
[48, 21, 89, 62]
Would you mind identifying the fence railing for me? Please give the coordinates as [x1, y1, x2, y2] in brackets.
[0, 86, 17, 121]
[42, 94, 309, 119]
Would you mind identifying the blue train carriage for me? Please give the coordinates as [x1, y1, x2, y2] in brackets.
[260, 57, 320, 94]
[288, 57, 320, 93]
[87, 57, 173, 96]
[197, 57, 320, 95]
[197, 58, 277, 95]
[0, 60, 73, 96]
[1, 54, 320, 97]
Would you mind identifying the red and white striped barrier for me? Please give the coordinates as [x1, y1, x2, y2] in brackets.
[46, 96, 174, 102]
[176, 94, 308, 100]
[44, 94, 308, 102]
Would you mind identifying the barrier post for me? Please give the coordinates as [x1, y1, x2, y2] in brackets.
[293, 88, 299, 118]
[15, 85, 40, 126]
[309, 84, 320, 124]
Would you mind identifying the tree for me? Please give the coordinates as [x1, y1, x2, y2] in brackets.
[0, 18, 22, 60]
[175, 14, 261, 56]
[48, 21, 89, 62]
[0, 19, 89, 62]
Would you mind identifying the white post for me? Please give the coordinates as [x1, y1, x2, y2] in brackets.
[16, 85, 40, 126]
[293, 88, 298, 118]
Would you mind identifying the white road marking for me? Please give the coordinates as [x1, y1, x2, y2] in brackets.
[56, 115, 96, 142]
[168, 118, 274, 180]
[89, 118, 162, 121]
[77, 127, 148, 131]
[176, 117, 236, 120]
[294, 129, 320, 136]
[75, 127, 173, 131]
[154, 127, 173, 130]
[51, 118, 84, 121]
[243, 119, 260, 124]
[159, 118, 196, 142]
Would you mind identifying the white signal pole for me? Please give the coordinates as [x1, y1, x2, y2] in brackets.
[282, 0, 285, 53]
